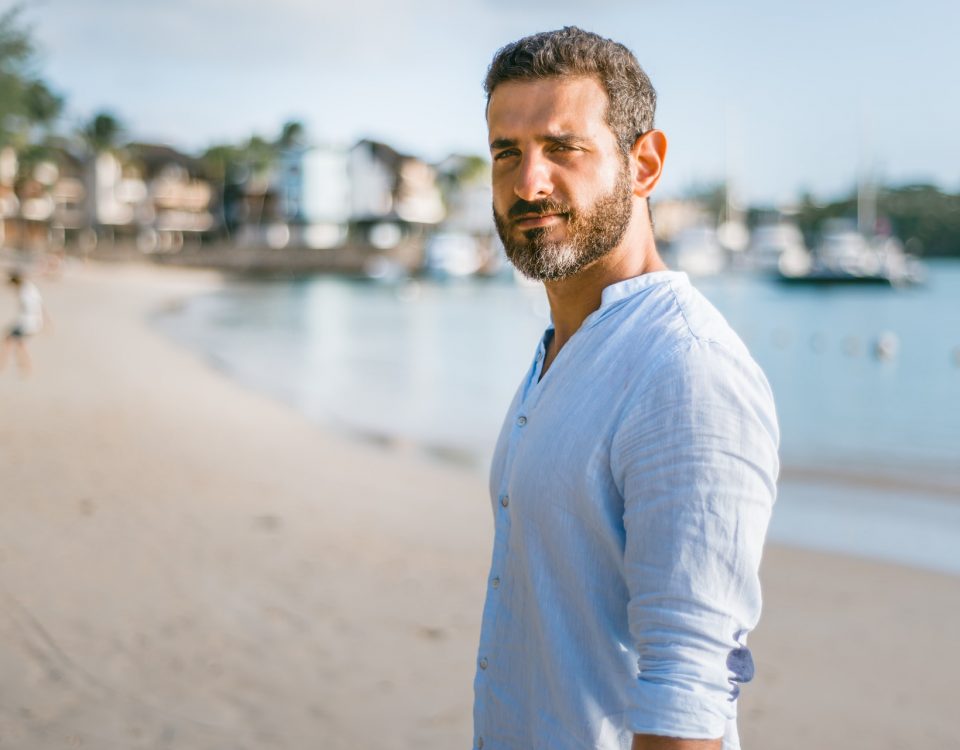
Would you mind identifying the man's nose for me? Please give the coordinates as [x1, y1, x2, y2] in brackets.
[514, 153, 553, 202]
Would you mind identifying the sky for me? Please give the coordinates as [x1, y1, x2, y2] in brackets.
[13, 0, 960, 204]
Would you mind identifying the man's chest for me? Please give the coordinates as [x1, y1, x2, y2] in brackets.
[490, 376, 633, 545]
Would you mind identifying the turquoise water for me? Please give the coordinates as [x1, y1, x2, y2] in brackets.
[155, 263, 960, 480]
[696, 266, 960, 486]
[154, 261, 960, 573]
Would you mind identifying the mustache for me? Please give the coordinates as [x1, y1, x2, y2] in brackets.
[508, 198, 570, 220]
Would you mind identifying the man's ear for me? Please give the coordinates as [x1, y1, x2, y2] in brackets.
[630, 129, 667, 198]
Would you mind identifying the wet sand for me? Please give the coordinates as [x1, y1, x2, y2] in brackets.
[0, 262, 956, 749]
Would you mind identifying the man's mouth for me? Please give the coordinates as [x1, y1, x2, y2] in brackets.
[514, 213, 565, 229]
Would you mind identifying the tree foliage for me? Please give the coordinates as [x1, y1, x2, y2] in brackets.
[794, 185, 960, 257]
[277, 119, 305, 148]
[0, 5, 62, 145]
[881, 185, 960, 257]
[201, 121, 308, 184]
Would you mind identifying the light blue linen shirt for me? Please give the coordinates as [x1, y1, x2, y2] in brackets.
[473, 271, 779, 750]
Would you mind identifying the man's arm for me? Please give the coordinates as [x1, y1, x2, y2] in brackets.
[632, 734, 721, 750]
[612, 338, 779, 742]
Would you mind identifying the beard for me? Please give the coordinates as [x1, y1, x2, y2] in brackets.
[493, 165, 634, 282]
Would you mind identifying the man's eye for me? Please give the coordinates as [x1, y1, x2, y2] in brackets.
[493, 150, 518, 161]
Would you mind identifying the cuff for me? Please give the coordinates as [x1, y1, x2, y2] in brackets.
[625, 678, 735, 740]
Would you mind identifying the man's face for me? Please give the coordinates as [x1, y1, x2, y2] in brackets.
[487, 76, 634, 282]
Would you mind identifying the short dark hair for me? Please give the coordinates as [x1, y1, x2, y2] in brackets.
[484, 27, 657, 155]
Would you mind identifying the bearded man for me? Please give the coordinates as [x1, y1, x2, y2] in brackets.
[473, 28, 780, 750]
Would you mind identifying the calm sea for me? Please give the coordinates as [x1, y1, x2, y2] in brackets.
[154, 261, 960, 574]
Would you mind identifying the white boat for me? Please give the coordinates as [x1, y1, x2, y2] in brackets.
[745, 222, 810, 274]
[669, 225, 727, 276]
[778, 219, 923, 286]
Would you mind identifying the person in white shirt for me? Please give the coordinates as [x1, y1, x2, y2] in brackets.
[473, 27, 779, 750]
[2, 271, 45, 375]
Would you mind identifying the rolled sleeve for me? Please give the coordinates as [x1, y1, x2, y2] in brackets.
[611, 337, 780, 739]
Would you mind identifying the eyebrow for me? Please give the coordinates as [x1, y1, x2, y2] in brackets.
[489, 133, 592, 151]
[489, 137, 517, 151]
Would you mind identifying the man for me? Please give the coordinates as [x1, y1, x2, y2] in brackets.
[473, 28, 779, 750]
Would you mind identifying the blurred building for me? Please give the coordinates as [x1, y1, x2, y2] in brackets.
[428, 154, 501, 277]
[269, 139, 446, 254]
[125, 143, 215, 252]
[0, 144, 85, 251]
[0, 132, 478, 274]
[275, 142, 351, 249]
[0, 147, 22, 248]
[47, 146, 88, 245]
[347, 139, 444, 251]
[651, 198, 710, 243]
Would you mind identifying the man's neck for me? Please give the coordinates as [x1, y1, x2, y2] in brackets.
[544, 234, 666, 355]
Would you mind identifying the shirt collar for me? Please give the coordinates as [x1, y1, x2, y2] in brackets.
[544, 270, 689, 333]
[598, 270, 689, 309]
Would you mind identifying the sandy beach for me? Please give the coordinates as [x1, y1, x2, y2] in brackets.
[1, 261, 957, 750]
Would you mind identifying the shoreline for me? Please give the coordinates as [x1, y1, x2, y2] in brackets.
[1, 261, 957, 749]
[778, 463, 960, 501]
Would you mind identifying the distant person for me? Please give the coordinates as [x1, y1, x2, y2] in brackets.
[2, 271, 45, 375]
[473, 28, 779, 750]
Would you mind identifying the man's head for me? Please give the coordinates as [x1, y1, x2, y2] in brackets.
[484, 26, 657, 158]
[484, 28, 665, 282]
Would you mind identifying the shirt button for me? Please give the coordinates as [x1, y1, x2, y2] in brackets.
[491, 577, 500, 588]
[500, 495, 509, 508]
[479, 657, 488, 670]
[517, 415, 527, 426]
[477, 738, 484, 749]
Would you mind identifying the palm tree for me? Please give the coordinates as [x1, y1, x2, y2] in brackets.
[81, 111, 123, 154]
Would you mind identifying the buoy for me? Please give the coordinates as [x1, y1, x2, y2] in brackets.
[873, 331, 899, 362]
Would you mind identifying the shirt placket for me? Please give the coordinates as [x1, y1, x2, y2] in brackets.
[473, 335, 548, 750]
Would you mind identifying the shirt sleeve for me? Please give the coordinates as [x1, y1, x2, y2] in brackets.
[611, 336, 780, 739]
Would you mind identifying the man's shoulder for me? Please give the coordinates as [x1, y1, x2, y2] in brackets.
[659, 277, 739, 344]
[617, 275, 750, 368]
